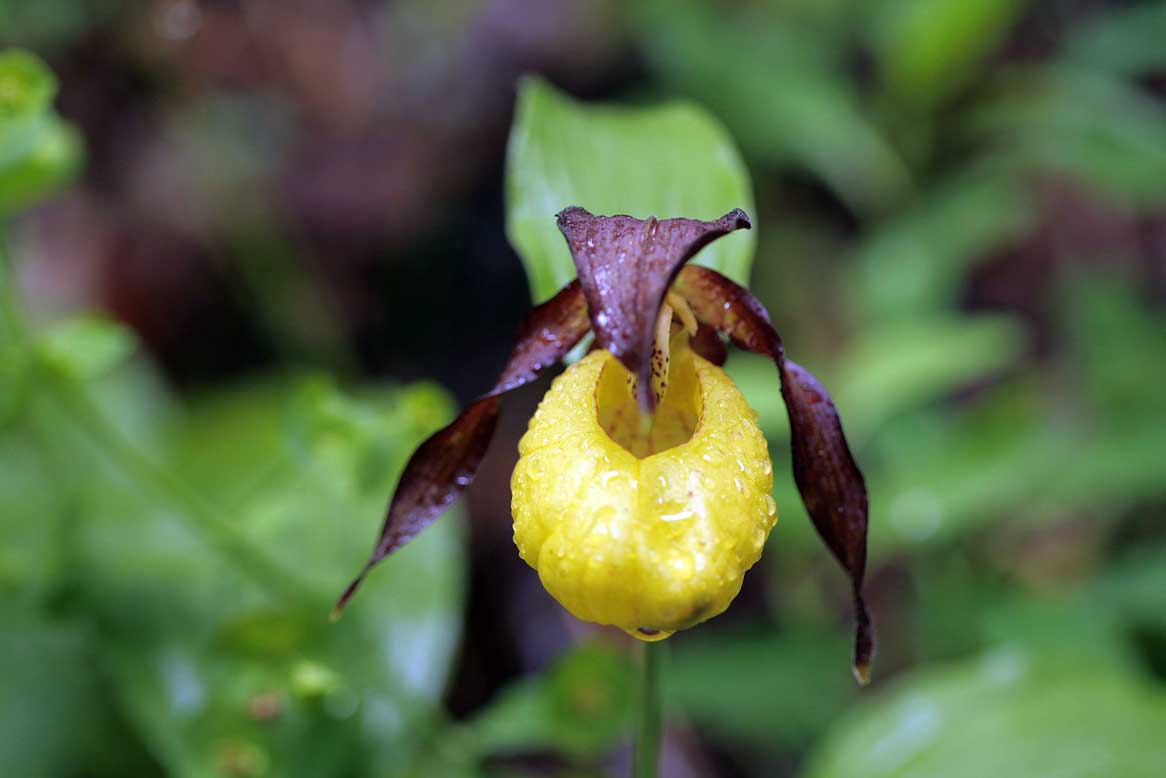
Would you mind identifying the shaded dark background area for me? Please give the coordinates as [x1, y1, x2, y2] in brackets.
[3, 1, 1166, 777]
[20, 0, 638, 392]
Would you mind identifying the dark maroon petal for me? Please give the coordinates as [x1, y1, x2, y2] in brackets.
[675, 265, 873, 684]
[783, 359, 873, 685]
[689, 323, 728, 367]
[491, 280, 589, 396]
[333, 397, 500, 616]
[334, 282, 591, 616]
[556, 206, 750, 409]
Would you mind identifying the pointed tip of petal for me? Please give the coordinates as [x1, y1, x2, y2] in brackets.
[724, 208, 751, 230]
[555, 205, 590, 225]
[332, 572, 366, 620]
[852, 660, 871, 686]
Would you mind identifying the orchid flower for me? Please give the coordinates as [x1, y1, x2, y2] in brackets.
[336, 207, 874, 683]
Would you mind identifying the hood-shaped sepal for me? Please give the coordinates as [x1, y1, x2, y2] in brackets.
[556, 206, 750, 411]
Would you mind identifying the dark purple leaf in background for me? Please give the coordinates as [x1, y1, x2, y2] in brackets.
[556, 206, 750, 409]
[675, 265, 873, 683]
[335, 281, 591, 615]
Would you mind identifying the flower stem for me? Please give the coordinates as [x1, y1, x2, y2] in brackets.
[634, 640, 664, 778]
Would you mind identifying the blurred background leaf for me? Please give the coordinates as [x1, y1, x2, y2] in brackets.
[869, 0, 1031, 110]
[665, 627, 856, 751]
[466, 641, 633, 760]
[634, 0, 911, 215]
[0, 49, 82, 215]
[36, 314, 137, 380]
[1062, 3, 1166, 79]
[0, 608, 157, 777]
[64, 377, 468, 778]
[804, 651, 1166, 778]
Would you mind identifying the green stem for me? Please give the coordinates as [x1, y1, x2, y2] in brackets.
[634, 641, 664, 778]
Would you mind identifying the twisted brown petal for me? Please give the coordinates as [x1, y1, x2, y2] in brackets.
[335, 281, 590, 615]
[674, 265, 873, 684]
[556, 206, 750, 410]
[689, 323, 729, 366]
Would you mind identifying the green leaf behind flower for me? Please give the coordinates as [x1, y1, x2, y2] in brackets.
[505, 76, 756, 302]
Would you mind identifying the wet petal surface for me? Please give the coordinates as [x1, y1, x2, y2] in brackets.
[557, 206, 750, 409]
[512, 341, 775, 639]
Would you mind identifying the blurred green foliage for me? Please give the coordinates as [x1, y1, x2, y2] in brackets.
[2, 318, 474, 776]
[1, 52, 471, 778]
[0, 0, 120, 51]
[0, 49, 81, 216]
[466, 642, 634, 759]
[805, 651, 1166, 778]
[3, 0, 1166, 774]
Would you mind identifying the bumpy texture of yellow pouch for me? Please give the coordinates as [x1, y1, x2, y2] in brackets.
[511, 334, 776, 640]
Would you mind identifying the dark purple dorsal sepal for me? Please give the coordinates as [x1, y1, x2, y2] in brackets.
[556, 206, 750, 410]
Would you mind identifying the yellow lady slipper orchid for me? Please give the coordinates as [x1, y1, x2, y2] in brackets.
[339, 206, 873, 681]
[512, 331, 775, 640]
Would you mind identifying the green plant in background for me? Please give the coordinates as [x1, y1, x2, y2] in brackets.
[2, 50, 470, 778]
[0, 50, 81, 218]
